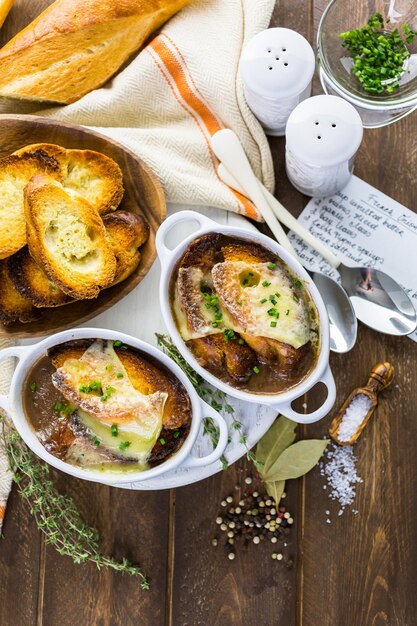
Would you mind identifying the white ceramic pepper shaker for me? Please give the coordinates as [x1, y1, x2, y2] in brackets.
[285, 95, 363, 197]
[240, 28, 315, 136]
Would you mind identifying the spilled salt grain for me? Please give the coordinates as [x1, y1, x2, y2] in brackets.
[337, 394, 372, 442]
[320, 444, 363, 515]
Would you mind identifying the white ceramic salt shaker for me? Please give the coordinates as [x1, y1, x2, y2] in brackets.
[285, 95, 363, 198]
[240, 28, 315, 136]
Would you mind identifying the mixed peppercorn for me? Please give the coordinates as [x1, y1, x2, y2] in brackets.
[213, 476, 293, 561]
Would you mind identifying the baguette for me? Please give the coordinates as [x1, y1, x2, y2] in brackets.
[0, 0, 13, 29]
[14, 144, 123, 214]
[0, 260, 39, 325]
[24, 174, 117, 299]
[103, 211, 149, 285]
[0, 152, 61, 259]
[0, 0, 192, 104]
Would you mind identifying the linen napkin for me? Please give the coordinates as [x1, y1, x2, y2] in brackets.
[0, 0, 276, 526]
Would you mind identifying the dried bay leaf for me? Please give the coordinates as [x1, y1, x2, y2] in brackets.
[256, 416, 297, 475]
[263, 439, 329, 482]
[265, 480, 285, 507]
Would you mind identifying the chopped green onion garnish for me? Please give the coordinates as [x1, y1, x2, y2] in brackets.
[113, 340, 122, 347]
[294, 279, 302, 288]
[159, 438, 166, 445]
[111, 424, 118, 437]
[260, 298, 267, 304]
[262, 280, 271, 287]
[116, 372, 124, 379]
[119, 441, 131, 450]
[92, 437, 101, 448]
[286, 309, 290, 316]
[211, 322, 218, 328]
[100, 395, 108, 402]
[253, 366, 260, 374]
[267, 262, 276, 270]
[30, 382, 37, 393]
[174, 430, 181, 439]
[270, 321, 277, 328]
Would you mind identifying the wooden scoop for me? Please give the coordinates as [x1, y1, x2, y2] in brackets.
[329, 362, 394, 446]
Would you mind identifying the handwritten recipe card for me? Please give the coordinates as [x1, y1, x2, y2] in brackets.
[288, 175, 417, 342]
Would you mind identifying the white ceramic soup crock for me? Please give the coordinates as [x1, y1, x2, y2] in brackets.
[0, 327, 228, 486]
[156, 210, 336, 424]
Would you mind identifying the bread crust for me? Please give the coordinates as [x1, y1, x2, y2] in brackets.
[0, 151, 61, 259]
[0, 0, 192, 104]
[7, 246, 72, 308]
[0, 259, 39, 325]
[24, 174, 116, 299]
[14, 144, 124, 214]
[103, 210, 149, 284]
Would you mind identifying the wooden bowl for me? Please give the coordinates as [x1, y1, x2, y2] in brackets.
[0, 114, 166, 338]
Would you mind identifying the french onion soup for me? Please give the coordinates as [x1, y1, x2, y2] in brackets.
[24, 339, 191, 472]
[171, 234, 320, 393]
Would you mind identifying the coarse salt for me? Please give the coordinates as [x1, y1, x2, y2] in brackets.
[337, 394, 373, 443]
[320, 444, 363, 515]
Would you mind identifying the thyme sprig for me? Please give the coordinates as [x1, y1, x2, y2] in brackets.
[0, 419, 149, 589]
[155, 334, 261, 467]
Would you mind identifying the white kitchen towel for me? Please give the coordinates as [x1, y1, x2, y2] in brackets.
[0, 0, 276, 220]
[0, 0, 276, 528]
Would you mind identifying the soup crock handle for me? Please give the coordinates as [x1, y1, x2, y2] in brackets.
[0, 346, 29, 414]
[155, 210, 219, 264]
[181, 401, 229, 468]
[272, 366, 337, 425]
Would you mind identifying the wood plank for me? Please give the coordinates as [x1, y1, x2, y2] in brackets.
[39, 471, 170, 626]
[172, 459, 299, 626]
[0, 485, 42, 626]
[299, 2, 417, 624]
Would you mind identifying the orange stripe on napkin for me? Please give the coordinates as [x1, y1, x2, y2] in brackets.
[147, 35, 260, 221]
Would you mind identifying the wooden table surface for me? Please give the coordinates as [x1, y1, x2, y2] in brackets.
[2, 1, 417, 625]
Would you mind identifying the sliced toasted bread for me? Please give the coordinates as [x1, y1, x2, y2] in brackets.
[103, 211, 149, 285]
[7, 246, 73, 308]
[0, 151, 61, 259]
[0, 260, 39, 325]
[24, 174, 116, 299]
[14, 144, 124, 214]
[48, 339, 191, 429]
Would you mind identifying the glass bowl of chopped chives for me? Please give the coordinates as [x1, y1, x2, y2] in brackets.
[317, 0, 417, 127]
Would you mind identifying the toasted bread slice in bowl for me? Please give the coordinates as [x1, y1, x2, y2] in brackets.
[0, 151, 62, 259]
[0, 115, 165, 338]
[7, 246, 73, 308]
[0, 260, 39, 325]
[24, 174, 117, 299]
[103, 211, 149, 285]
[7, 211, 149, 307]
[14, 143, 124, 214]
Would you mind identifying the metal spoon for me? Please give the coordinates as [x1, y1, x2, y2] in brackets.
[216, 162, 357, 353]
[211, 129, 417, 337]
